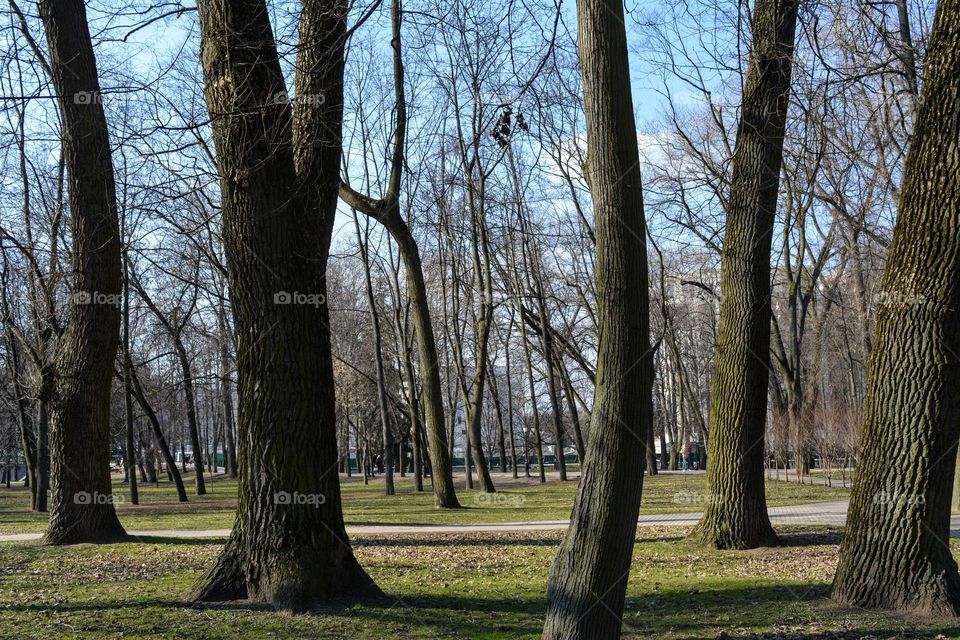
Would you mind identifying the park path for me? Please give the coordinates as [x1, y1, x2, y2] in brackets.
[0, 499, 886, 542]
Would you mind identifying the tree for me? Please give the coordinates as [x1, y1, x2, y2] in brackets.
[832, 0, 960, 614]
[688, 0, 800, 550]
[129, 260, 206, 495]
[339, 0, 460, 507]
[541, 0, 655, 635]
[188, 0, 379, 608]
[40, 0, 127, 544]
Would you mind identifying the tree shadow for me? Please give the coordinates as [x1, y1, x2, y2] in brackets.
[353, 535, 562, 548]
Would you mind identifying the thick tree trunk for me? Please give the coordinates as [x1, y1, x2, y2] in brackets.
[189, 0, 379, 608]
[40, 0, 126, 544]
[832, 0, 960, 614]
[541, 0, 654, 634]
[688, 0, 798, 550]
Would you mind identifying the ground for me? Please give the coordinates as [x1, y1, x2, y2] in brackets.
[0, 470, 850, 534]
[2, 473, 954, 638]
[2, 527, 958, 639]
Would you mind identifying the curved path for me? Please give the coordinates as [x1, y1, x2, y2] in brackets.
[0, 499, 856, 542]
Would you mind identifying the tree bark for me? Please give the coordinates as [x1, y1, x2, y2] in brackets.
[217, 300, 237, 479]
[40, 0, 127, 544]
[832, 0, 960, 614]
[189, 0, 379, 608]
[541, 0, 654, 634]
[688, 0, 799, 550]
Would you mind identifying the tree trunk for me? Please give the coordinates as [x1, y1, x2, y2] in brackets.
[130, 365, 188, 502]
[40, 0, 127, 544]
[394, 227, 461, 506]
[336, 0, 459, 508]
[218, 303, 238, 480]
[188, 0, 379, 609]
[541, 0, 654, 634]
[122, 255, 138, 505]
[352, 214, 394, 495]
[688, 0, 799, 550]
[832, 0, 960, 614]
[173, 338, 206, 495]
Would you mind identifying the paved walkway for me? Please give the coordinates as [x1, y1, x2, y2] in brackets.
[10, 498, 960, 543]
[0, 500, 851, 542]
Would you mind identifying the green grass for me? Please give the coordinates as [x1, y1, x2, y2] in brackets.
[0, 526, 955, 639]
[0, 471, 850, 534]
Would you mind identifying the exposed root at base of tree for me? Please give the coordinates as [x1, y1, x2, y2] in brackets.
[832, 566, 960, 618]
[687, 519, 780, 551]
[189, 537, 385, 611]
[42, 520, 130, 546]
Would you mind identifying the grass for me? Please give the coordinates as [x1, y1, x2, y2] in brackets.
[0, 526, 956, 639]
[0, 471, 850, 534]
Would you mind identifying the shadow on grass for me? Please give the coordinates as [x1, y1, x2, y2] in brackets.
[774, 528, 844, 547]
[126, 535, 228, 546]
[8, 583, 958, 639]
[353, 535, 562, 548]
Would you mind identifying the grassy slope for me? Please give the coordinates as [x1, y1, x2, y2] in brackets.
[0, 527, 956, 639]
[0, 472, 850, 534]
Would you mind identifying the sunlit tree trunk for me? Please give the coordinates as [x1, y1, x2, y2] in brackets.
[189, 0, 379, 608]
[40, 0, 126, 544]
[688, 0, 799, 550]
[832, 0, 960, 614]
[541, 0, 654, 634]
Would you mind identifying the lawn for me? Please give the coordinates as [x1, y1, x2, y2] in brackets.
[0, 472, 850, 534]
[0, 526, 955, 639]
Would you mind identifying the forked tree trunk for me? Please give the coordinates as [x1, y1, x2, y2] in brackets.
[688, 0, 799, 550]
[832, 0, 960, 614]
[337, 0, 459, 507]
[189, 0, 379, 609]
[541, 0, 654, 634]
[40, 0, 127, 544]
